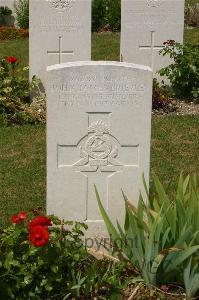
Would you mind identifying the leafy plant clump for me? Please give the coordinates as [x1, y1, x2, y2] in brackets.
[104, 0, 121, 32]
[185, 3, 199, 27]
[0, 26, 28, 40]
[0, 57, 46, 125]
[152, 79, 175, 112]
[0, 6, 12, 16]
[159, 40, 199, 100]
[0, 210, 130, 299]
[96, 173, 199, 298]
[92, 0, 120, 32]
[15, 0, 29, 29]
[92, 0, 106, 32]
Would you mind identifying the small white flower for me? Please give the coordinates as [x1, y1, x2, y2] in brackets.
[3, 87, 12, 93]
[23, 66, 29, 71]
[3, 79, 11, 85]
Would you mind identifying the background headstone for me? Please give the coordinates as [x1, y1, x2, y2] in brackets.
[121, 0, 184, 75]
[0, 0, 15, 26]
[46, 61, 152, 238]
[0, 0, 15, 11]
[29, 0, 91, 84]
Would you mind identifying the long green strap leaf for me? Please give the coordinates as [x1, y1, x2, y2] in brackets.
[95, 185, 120, 241]
[166, 245, 199, 272]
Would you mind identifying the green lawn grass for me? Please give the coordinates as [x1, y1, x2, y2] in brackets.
[151, 116, 199, 189]
[0, 116, 199, 225]
[0, 125, 46, 226]
[92, 32, 120, 61]
[0, 28, 198, 66]
[184, 28, 199, 45]
[0, 38, 28, 68]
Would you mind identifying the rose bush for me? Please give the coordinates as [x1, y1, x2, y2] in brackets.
[0, 57, 46, 125]
[0, 210, 128, 299]
[159, 40, 199, 100]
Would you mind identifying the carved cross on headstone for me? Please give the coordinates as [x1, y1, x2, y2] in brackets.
[47, 36, 74, 64]
[139, 31, 164, 70]
[57, 113, 139, 221]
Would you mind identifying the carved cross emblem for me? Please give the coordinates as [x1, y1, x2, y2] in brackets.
[57, 113, 139, 221]
[76, 121, 122, 168]
[147, 0, 161, 7]
[139, 31, 164, 70]
[47, 36, 74, 64]
[46, 0, 75, 12]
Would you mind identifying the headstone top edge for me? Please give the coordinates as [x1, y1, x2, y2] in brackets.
[30, 0, 90, 2]
[122, 0, 184, 2]
[47, 61, 152, 73]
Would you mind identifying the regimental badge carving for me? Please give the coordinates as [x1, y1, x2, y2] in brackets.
[46, 0, 75, 12]
[147, 0, 161, 7]
[75, 121, 122, 167]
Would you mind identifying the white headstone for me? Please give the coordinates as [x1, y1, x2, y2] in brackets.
[29, 0, 91, 84]
[46, 61, 152, 239]
[121, 0, 184, 74]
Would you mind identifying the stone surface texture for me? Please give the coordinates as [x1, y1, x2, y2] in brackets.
[29, 0, 91, 84]
[46, 61, 152, 238]
[121, 0, 184, 75]
[0, 0, 15, 11]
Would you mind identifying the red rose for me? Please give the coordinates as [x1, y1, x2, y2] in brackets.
[12, 214, 20, 224]
[29, 225, 49, 247]
[18, 211, 27, 220]
[6, 56, 17, 64]
[29, 216, 52, 230]
[11, 211, 27, 224]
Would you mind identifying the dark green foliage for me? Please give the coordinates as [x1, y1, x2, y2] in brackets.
[92, 0, 121, 32]
[15, 0, 29, 29]
[105, 0, 121, 32]
[92, 0, 107, 32]
[96, 174, 199, 297]
[0, 6, 12, 16]
[186, 0, 198, 7]
[159, 41, 199, 100]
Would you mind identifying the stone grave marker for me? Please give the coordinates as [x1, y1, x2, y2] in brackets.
[46, 61, 152, 238]
[121, 0, 184, 74]
[29, 0, 91, 84]
[0, 0, 15, 11]
[0, 0, 15, 26]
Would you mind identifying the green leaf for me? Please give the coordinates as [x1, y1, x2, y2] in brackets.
[184, 259, 199, 297]
[95, 185, 120, 240]
[166, 245, 199, 272]
[63, 293, 72, 300]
